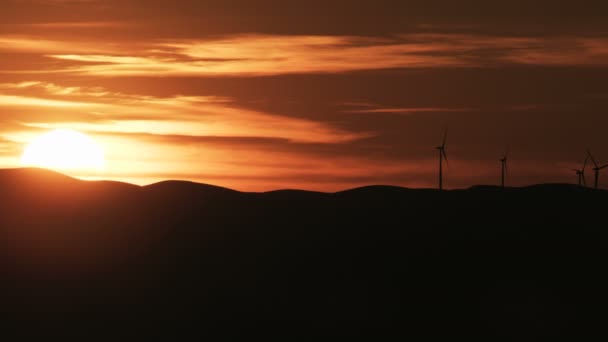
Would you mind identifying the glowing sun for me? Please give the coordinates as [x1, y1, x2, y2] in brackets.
[21, 129, 105, 171]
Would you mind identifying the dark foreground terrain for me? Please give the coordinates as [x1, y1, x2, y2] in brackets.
[0, 168, 606, 340]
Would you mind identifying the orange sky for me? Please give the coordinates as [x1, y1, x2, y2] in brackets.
[1, 0, 608, 191]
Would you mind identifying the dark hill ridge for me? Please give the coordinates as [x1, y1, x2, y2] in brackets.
[0, 167, 602, 196]
[0, 168, 607, 340]
[144, 179, 239, 194]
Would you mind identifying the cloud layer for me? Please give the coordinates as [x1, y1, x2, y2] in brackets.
[0, 34, 603, 77]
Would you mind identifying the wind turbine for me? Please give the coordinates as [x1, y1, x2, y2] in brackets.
[500, 151, 508, 188]
[571, 156, 588, 187]
[587, 150, 608, 189]
[436, 129, 448, 190]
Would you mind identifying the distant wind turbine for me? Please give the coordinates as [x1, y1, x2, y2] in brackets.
[500, 151, 508, 188]
[571, 156, 589, 187]
[436, 129, 448, 190]
[587, 150, 608, 189]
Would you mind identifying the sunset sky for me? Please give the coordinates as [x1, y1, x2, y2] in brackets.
[2, 0, 608, 190]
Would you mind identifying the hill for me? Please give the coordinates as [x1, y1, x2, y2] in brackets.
[0, 168, 606, 340]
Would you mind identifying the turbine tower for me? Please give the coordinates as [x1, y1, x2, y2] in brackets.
[436, 129, 448, 190]
[571, 156, 588, 187]
[587, 150, 608, 189]
[500, 152, 508, 188]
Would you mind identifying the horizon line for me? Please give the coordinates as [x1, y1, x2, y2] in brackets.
[0, 167, 601, 194]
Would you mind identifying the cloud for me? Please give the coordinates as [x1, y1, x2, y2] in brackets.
[29, 21, 124, 28]
[342, 105, 473, 114]
[0, 136, 21, 154]
[501, 37, 608, 65]
[11, 0, 100, 3]
[0, 36, 114, 54]
[1, 21, 127, 30]
[47, 34, 466, 76]
[4, 32, 608, 77]
[0, 81, 366, 144]
[0, 94, 96, 108]
[31, 34, 608, 77]
[0, 81, 112, 97]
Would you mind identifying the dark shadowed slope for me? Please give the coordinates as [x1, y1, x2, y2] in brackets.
[0, 168, 607, 340]
[0, 167, 139, 198]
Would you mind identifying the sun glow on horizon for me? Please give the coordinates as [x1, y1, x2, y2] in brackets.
[20, 129, 105, 172]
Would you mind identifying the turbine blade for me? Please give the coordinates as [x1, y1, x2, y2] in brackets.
[600, 164, 608, 170]
[587, 149, 599, 168]
[582, 173, 587, 186]
[442, 149, 449, 166]
[583, 156, 589, 172]
[442, 128, 448, 148]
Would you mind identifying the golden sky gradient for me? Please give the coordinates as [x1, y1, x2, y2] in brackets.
[1, 0, 608, 190]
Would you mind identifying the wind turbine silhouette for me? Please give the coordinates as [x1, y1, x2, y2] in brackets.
[500, 151, 508, 188]
[571, 156, 588, 187]
[587, 150, 608, 189]
[436, 129, 448, 190]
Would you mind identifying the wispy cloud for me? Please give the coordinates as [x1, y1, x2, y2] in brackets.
[0, 36, 115, 54]
[0, 81, 366, 144]
[343, 107, 473, 114]
[501, 37, 608, 65]
[337, 101, 473, 115]
[27, 21, 127, 29]
[0, 94, 95, 108]
[3, 33, 608, 76]
[0, 81, 112, 96]
[31, 34, 608, 77]
[47, 34, 466, 76]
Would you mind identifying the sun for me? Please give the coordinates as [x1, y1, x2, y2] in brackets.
[21, 129, 105, 171]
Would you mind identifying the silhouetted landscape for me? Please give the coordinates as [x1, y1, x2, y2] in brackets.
[1, 168, 606, 340]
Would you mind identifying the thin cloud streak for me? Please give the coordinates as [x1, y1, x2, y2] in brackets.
[0, 94, 96, 108]
[344, 107, 473, 114]
[0, 36, 118, 54]
[0, 82, 368, 144]
[27, 21, 127, 28]
[35, 34, 608, 77]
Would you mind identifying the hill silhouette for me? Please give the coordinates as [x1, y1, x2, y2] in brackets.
[0, 168, 606, 340]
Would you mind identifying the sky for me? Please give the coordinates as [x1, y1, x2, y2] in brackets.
[1, 0, 608, 191]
